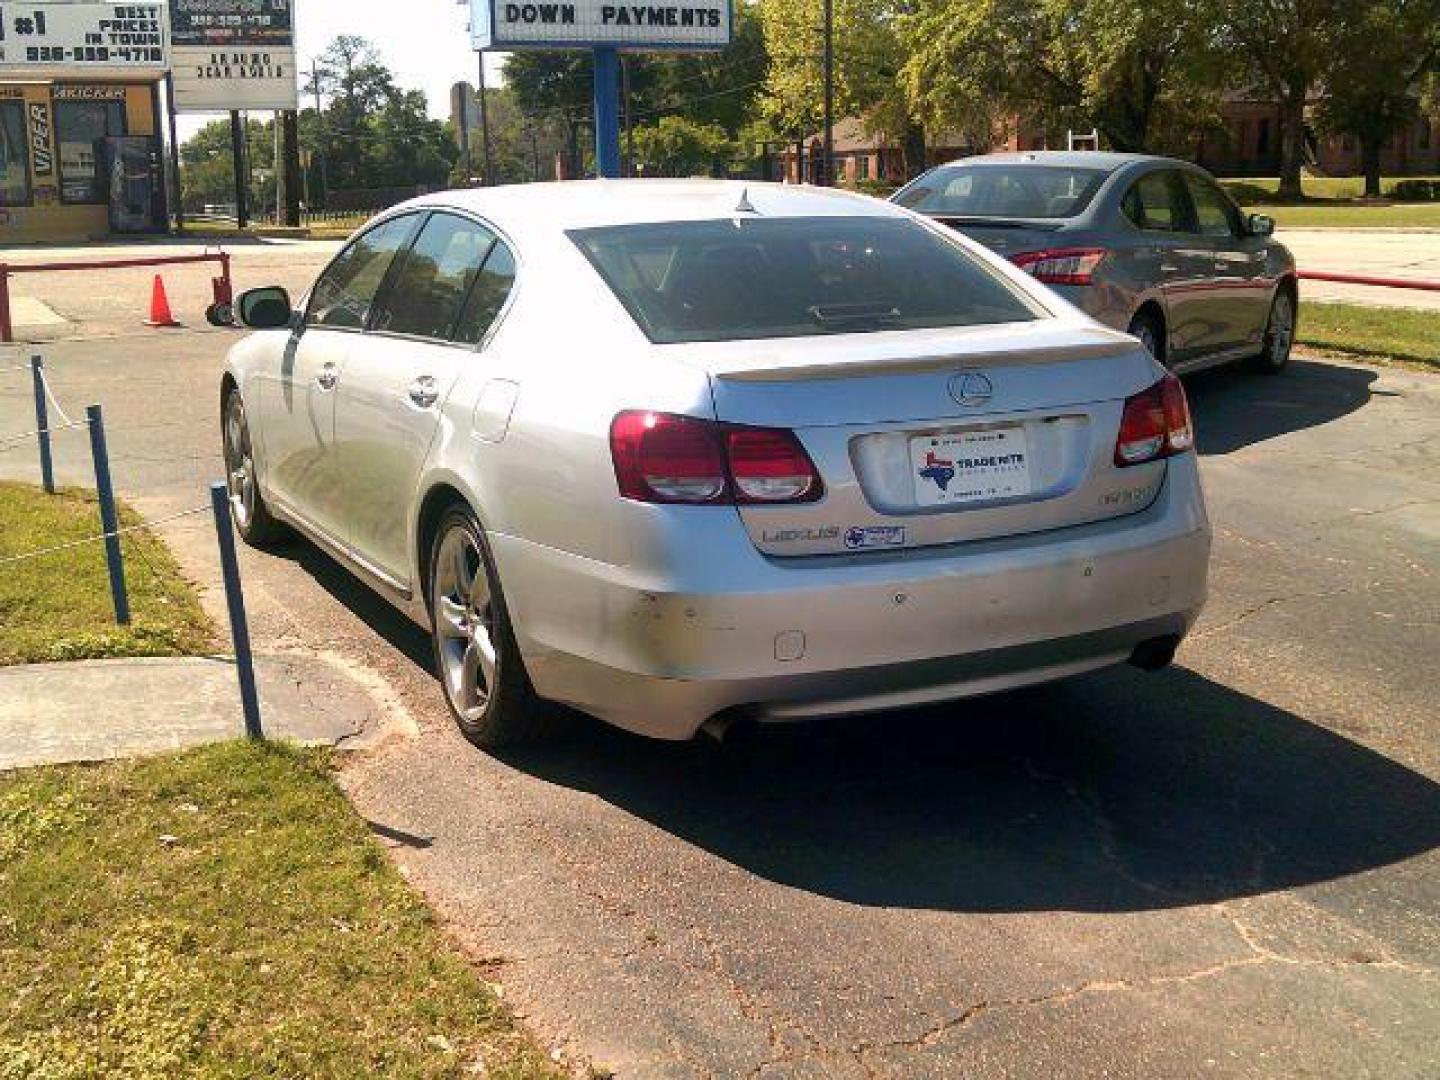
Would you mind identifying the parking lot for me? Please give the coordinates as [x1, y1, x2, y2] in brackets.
[1, 240, 1437, 1077]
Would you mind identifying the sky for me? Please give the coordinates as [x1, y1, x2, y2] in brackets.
[176, 0, 508, 139]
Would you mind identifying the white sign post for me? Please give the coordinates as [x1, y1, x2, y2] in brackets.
[469, 0, 732, 179]
[0, 2, 169, 77]
[169, 0, 297, 112]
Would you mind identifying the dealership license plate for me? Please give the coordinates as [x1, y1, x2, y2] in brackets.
[911, 426, 1033, 507]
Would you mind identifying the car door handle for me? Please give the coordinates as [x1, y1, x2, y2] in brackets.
[316, 363, 338, 391]
[408, 375, 439, 409]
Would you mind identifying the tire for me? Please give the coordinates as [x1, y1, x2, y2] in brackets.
[1246, 289, 1296, 374]
[1127, 310, 1166, 367]
[222, 387, 288, 547]
[427, 504, 560, 748]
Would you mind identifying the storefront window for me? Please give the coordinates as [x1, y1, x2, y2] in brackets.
[0, 102, 31, 207]
[54, 100, 126, 204]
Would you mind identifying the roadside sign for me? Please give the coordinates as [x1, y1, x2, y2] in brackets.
[169, 0, 297, 112]
[0, 2, 169, 78]
[469, 0, 732, 51]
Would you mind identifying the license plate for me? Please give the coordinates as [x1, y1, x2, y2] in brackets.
[911, 426, 1032, 507]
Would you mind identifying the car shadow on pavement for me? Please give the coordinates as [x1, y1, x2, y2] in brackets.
[1186, 359, 1376, 455]
[498, 665, 1440, 914]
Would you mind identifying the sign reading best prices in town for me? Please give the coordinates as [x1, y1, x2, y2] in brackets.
[470, 0, 731, 50]
[0, 3, 168, 77]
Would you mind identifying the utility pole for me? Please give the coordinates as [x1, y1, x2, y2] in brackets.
[308, 59, 329, 208]
[280, 110, 302, 226]
[477, 53, 495, 185]
[822, 0, 834, 187]
[164, 71, 184, 234]
[230, 110, 249, 228]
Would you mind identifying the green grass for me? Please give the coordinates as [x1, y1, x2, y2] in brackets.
[1298, 302, 1440, 368]
[0, 483, 214, 666]
[1218, 175, 1440, 228]
[0, 741, 560, 1079]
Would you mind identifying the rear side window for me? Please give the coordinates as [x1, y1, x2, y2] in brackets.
[1182, 174, 1240, 238]
[454, 242, 517, 345]
[307, 215, 418, 329]
[1123, 172, 1187, 232]
[372, 214, 497, 341]
[569, 216, 1040, 345]
[894, 165, 1108, 219]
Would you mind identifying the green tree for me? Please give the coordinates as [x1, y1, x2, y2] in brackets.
[1219, 0, 1348, 200]
[759, 0, 923, 177]
[901, 0, 1227, 158]
[1315, 0, 1440, 197]
[504, 53, 594, 178]
[632, 115, 734, 175]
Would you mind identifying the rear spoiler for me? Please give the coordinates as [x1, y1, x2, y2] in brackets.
[712, 338, 1137, 383]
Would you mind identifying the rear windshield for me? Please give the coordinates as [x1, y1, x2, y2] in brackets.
[568, 216, 1040, 344]
[894, 165, 1109, 220]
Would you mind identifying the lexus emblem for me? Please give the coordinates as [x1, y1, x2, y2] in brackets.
[949, 371, 994, 407]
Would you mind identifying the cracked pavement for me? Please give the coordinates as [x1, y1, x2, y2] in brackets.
[2, 243, 1437, 1077]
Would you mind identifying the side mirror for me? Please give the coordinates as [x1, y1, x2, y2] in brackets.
[237, 286, 295, 330]
[1247, 213, 1275, 237]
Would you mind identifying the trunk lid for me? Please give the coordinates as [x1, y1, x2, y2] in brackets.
[685, 323, 1167, 557]
[931, 215, 1071, 259]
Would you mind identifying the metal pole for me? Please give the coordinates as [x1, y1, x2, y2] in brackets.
[477, 53, 495, 186]
[0, 265, 12, 344]
[230, 110, 250, 229]
[165, 72, 185, 234]
[622, 55, 633, 177]
[30, 355, 54, 495]
[86, 404, 130, 626]
[593, 46, 622, 179]
[822, 0, 834, 187]
[209, 482, 263, 739]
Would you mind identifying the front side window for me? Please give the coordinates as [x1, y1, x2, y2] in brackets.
[0, 102, 31, 207]
[54, 100, 126, 204]
[372, 214, 497, 341]
[894, 165, 1108, 220]
[306, 215, 419, 329]
[1182, 175, 1239, 238]
[570, 216, 1041, 345]
[1123, 172, 1187, 232]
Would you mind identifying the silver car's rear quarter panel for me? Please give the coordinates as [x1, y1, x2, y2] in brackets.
[492, 454, 1210, 740]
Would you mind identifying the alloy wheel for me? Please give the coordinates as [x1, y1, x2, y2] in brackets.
[1267, 293, 1295, 368]
[432, 525, 500, 722]
[223, 396, 256, 530]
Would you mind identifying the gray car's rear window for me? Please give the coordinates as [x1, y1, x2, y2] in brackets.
[568, 216, 1039, 344]
[895, 165, 1109, 220]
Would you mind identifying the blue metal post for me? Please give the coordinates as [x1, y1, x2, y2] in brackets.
[593, 46, 622, 179]
[30, 355, 54, 495]
[86, 404, 130, 626]
[210, 482, 263, 739]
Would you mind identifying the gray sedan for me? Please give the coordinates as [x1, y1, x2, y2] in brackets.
[221, 181, 1210, 748]
[893, 152, 1298, 375]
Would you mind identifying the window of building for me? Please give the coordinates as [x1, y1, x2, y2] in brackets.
[1421, 120, 1433, 151]
[1257, 118, 1271, 157]
[856, 155, 871, 181]
[0, 101, 31, 207]
[372, 213, 498, 342]
[54, 100, 126, 204]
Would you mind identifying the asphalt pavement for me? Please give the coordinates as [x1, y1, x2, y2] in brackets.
[0, 241, 1436, 1078]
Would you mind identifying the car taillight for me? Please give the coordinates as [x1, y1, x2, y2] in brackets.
[610, 411, 824, 505]
[1010, 247, 1108, 286]
[1114, 373, 1194, 467]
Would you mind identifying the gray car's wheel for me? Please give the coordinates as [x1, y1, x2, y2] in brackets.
[428, 505, 559, 748]
[222, 388, 287, 546]
[1247, 289, 1296, 374]
[1127, 310, 1166, 367]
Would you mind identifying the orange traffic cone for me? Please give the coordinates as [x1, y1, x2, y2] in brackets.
[144, 274, 181, 328]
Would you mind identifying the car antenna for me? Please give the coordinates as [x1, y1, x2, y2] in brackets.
[734, 188, 758, 215]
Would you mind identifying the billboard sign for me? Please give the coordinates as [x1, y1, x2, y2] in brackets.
[470, 0, 731, 51]
[169, 0, 297, 111]
[0, 3, 169, 77]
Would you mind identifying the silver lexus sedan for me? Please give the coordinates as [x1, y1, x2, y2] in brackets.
[892, 152, 1298, 376]
[220, 180, 1211, 748]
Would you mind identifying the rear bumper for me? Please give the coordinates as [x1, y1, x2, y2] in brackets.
[492, 456, 1210, 740]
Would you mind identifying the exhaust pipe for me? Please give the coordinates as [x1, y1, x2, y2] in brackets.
[1129, 634, 1180, 673]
